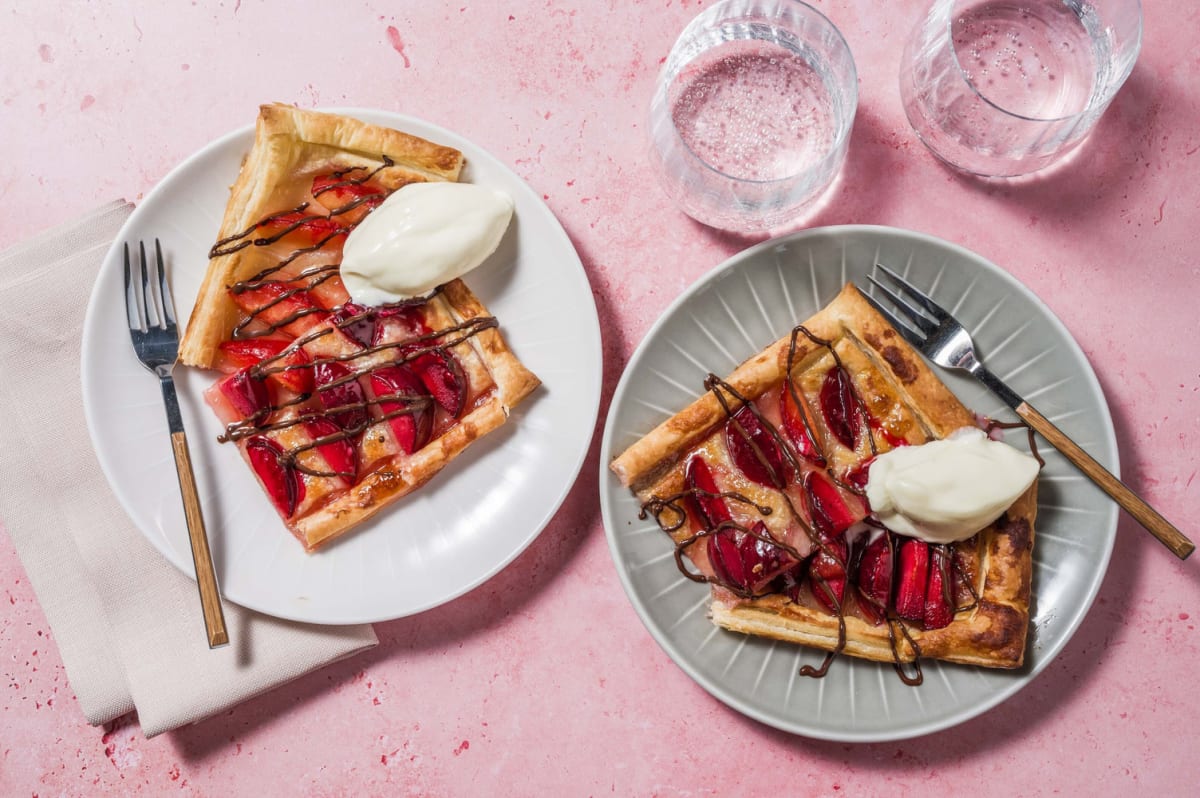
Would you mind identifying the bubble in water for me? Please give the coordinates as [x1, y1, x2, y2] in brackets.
[944, 0, 1096, 118]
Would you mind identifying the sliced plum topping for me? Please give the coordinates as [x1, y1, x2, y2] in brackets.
[313, 360, 369, 432]
[230, 281, 330, 338]
[307, 272, 352, 311]
[708, 521, 796, 595]
[246, 435, 304, 517]
[779, 382, 825, 466]
[215, 338, 285, 374]
[216, 368, 271, 425]
[302, 415, 358, 481]
[856, 533, 892, 625]
[923, 545, 955, 630]
[738, 521, 799, 594]
[704, 530, 741, 591]
[684, 455, 732, 530]
[332, 302, 376, 349]
[893, 538, 930, 623]
[408, 347, 467, 418]
[809, 537, 848, 613]
[707, 531, 747, 591]
[845, 458, 873, 492]
[802, 470, 858, 540]
[819, 364, 863, 451]
[724, 405, 790, 488]
[370, 365, 433, 455]
[311, 174, 385, 224]
[776, 560, 807, 602]
[256, 211, 345, 248]
[373, 304, 431, 347]
[266, 347, 314, 395]
[216, 339, 313, 395]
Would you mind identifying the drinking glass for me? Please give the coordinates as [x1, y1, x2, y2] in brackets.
[649, 0, 858, 232]
[899, 0, 1142, 177]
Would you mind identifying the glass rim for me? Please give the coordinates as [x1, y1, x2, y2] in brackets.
[654, 0, 859, 187]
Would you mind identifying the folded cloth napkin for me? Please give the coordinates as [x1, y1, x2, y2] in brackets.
[0, 201, 377, 737]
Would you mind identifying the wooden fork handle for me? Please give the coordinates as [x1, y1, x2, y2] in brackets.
[169, 430, 229, 647]
[1017, 402, 1194, 560]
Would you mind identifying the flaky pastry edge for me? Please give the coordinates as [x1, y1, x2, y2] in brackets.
[610, 283, 1036, 668]
[177, 103, 539, 551]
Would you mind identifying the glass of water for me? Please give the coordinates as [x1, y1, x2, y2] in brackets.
[899, 0, 1142, 177]
[649, 0, 858, 232]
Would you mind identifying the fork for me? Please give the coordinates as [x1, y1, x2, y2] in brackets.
[862, 263, 1194, 561]
[125, 240, 229, 647]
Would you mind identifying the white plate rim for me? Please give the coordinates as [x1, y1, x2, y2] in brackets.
[599, 224, 1119, 742]
[81, 107, 602, 624]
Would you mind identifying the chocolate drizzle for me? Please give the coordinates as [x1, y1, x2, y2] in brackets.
[206, 155, 497, 489]
[311, 156, 395, 197]
[208, 155, 396, 259]
[983, 417, 1045, 468]
[639, 488, 772, 534]
[217, 313, 496, 453]
[638, 322, 988, 687]
[793, 325, 879, 457]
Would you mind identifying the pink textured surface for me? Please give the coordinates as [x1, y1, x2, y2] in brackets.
[2, 0, 1198, 793]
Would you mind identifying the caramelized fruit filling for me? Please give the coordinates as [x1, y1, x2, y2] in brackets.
[204, 164, 497, 521]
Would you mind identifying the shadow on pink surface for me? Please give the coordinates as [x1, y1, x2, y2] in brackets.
[161, 477, 597, 762]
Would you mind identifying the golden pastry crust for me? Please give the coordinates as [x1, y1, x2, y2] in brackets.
[180, 103, 464, 368]
[610, 283, 1037, 669]
[180, 104, 538, 551]
[292, 284, 538, 551]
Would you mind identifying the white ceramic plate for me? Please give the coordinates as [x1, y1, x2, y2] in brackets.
[600, 226, 1118, 742]
[82, 109, 601, 624]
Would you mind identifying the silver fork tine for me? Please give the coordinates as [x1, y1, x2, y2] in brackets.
[125, 241, 145, 332]
[121, 238, 229, 645]
[875, 262, 950, 321]
[155, 239, 176, 329]
[863, 262, 1195, 561]
[140, 240, 162, 330]
[858, 285, 927, 345]
[867, 273, 938, 335]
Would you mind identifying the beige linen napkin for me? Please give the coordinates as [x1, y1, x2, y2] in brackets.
[0, 201, 377, 737]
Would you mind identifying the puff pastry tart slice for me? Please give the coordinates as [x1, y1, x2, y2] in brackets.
[610, 284, 1039, 680]
[180, 104, 539, 551]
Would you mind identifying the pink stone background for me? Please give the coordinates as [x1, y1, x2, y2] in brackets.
[2, 0, 1198, 793]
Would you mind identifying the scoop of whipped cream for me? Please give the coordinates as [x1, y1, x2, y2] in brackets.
[865, 426, 1039, 544]
[340, 181, 514, 306]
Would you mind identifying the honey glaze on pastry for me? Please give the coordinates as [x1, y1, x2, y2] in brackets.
[180, 105, 539, 551]
[611, 284, 1040, 683]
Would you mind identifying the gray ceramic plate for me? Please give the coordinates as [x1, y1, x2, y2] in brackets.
[599, 225, 1118, 742]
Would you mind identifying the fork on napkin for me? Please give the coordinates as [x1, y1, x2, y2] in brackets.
[0, 201, 377, 737]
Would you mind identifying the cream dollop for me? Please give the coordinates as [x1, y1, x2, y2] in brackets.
[340, 181, 514, 306]
[865, 427, 1039, 544]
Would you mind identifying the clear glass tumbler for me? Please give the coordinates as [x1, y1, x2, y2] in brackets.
[899, 0, 1142, 177]
[649, 0, 858, 232]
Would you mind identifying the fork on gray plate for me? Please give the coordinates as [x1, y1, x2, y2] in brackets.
[125, 240, 229, 647]
[862, 263, 1193, 561]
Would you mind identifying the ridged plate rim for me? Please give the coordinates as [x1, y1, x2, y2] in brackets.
[599, 225, 1118, 742]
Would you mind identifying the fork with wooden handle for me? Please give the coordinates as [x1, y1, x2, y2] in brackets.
[861, 264, 1194, 561]
[125, 240, 229, 647]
